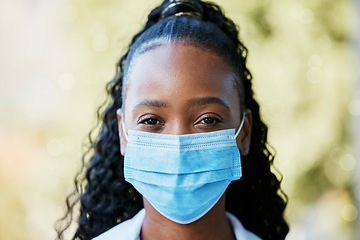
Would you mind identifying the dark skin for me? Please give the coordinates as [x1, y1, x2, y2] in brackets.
[117, 43, 253, 240]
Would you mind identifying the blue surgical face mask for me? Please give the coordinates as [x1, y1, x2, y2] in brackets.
[120, 113, 245, 224]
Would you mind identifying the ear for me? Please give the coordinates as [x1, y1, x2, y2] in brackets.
[236, 109, 252, 156]
[116, 109, 127, 156]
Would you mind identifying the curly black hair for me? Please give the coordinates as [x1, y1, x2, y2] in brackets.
[55, 1, 289, 239]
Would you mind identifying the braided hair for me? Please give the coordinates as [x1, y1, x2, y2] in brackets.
[55, 1, 289, 239]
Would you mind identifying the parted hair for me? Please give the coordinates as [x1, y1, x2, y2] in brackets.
[55, 1, 289, 239]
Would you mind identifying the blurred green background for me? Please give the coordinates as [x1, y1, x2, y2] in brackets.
[0, 0, 359, 239]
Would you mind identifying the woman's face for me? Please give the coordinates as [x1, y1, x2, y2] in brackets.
[118, 43, 252, 155]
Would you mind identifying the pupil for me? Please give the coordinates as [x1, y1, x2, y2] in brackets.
[147, 119, 157, 125]
[204, 118, 214, 124]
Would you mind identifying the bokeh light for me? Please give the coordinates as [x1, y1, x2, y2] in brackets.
[0, 0, 359, 239]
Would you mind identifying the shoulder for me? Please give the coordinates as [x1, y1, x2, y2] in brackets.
[92, 209, 145, 240]
[226, 211, 262, 240]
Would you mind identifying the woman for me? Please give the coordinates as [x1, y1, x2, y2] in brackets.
[56, 0, 289, 239]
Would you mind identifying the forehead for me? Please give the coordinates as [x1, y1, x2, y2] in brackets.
[125, 42, 236, 85]
[125, 38, 237, 78]
[123, 43, 239, 110]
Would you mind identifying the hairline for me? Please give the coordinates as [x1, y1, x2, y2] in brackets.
[122, 38, 243, 110]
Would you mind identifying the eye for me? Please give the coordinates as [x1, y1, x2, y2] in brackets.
[136, 115, 165, 132]
[200, 117, 220, 125]
[137, 115, 165, 130]
[195, 114, 223, 127]
[139, 117, 162, 125]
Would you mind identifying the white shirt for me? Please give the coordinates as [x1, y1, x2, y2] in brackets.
[93, 209, 261, 240]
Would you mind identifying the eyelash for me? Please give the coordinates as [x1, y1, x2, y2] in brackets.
[195, 115, 223, 126]
[137, 114, 224, 131]
[138, 116, 164, 126]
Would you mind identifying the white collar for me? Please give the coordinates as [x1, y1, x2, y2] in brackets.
[93, 209, 261, 240]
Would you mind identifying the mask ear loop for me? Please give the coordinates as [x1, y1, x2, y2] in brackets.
[234, 112, 246, 139]
[117, 109, 128, 140]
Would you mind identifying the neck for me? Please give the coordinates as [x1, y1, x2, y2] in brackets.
[140, 196, 235, 240]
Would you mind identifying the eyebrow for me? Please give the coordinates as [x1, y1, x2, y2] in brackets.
[132, 97, 230, 111]
[187, 97, 230, 110]
[133, 99, 168, 111]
